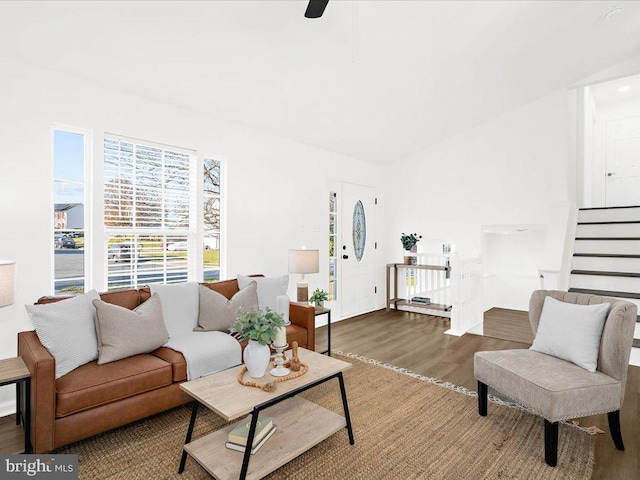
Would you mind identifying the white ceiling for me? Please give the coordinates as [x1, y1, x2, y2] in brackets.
[1, 1, 640, 164]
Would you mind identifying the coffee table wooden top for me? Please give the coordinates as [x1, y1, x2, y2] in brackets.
[180, 348, 351, 421]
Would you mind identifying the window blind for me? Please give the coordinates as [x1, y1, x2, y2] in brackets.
[104, 135, 195, 290]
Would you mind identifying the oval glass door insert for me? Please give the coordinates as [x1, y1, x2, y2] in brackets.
[352, 200, 366, 262]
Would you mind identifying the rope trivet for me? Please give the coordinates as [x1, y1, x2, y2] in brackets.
[237, 363, 309, 392]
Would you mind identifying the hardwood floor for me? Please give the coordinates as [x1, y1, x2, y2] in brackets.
[2, 309, 636, 479]
[315, 309, 640, 480]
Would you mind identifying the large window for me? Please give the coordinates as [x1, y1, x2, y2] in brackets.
[103, 135, 196, 289]
[53, 129, 87, 295]
[203, 157, 221, 282]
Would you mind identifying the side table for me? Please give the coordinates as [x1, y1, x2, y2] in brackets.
[314, 307, 331, 356]
[0, 357, 31, 453]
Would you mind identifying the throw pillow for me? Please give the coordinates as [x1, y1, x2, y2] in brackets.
[149, 282, 199, 337]
[530, 296, 610, 372]
[25, 290, 100, 379]
[195, 283, 258, 332]
[93, 293, 169, 365]
[237, 274, 289, 312]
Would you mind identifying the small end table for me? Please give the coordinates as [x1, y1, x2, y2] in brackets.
[314, 307, 331, 356]
[0, 357, 31, 453]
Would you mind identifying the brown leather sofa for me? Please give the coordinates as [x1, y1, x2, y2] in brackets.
[17, 277, 316, 454]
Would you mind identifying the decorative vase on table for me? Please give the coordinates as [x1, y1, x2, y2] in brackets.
[243, 340, 271, 379]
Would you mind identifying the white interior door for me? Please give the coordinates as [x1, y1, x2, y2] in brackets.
[340, 182, 376, 318]
[605, 116, 640, 207]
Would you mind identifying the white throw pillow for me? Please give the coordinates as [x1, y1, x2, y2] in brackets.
[149, 282, 199, 337]
[25, 290, 100, 378]
[237, 274, 289, 312]
[530, 296, 610, 372]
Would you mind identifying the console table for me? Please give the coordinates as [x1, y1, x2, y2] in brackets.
[386, 263, 452, 313]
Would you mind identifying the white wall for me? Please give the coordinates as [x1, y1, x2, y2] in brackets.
[387, 90, 575, 309]
[0, 56, 388, 411]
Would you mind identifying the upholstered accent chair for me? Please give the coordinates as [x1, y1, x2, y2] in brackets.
[474, 290, 637, 466]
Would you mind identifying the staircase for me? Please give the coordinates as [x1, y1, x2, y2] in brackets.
[569, 206, 640, 366]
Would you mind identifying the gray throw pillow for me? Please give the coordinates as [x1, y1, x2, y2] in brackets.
[196, 283, 258, 332]
[26, 290, 100, 379]
[530, 296, 610, 372]
[237, 274, 288, 312]
[93, 293, 169, 365]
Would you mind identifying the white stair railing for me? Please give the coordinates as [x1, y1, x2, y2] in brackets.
[395, 253, 482, 336]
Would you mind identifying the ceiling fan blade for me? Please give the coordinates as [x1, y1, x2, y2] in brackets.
[305, 0, 329, 18]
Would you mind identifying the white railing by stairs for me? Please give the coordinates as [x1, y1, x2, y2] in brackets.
[398, 253, 482, 336]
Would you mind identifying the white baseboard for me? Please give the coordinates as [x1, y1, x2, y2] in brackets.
[0, 399, 15, 418]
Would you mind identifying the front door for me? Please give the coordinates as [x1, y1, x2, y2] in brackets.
[605, 116, 640, 207]
[340, 182, 376, 318]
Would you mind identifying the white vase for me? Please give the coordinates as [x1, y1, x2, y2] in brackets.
[244, 340, 271, 379]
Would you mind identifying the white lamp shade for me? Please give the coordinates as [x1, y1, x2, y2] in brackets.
[0, 261, 15, 307]
[288, 249, 319, 274]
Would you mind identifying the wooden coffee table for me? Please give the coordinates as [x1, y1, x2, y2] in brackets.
[178, 348, 354, 480]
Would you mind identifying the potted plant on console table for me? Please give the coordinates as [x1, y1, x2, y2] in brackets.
[401, 232, 422, 265]
[230, 308, 285, 379]
[309, 288, 329, 310]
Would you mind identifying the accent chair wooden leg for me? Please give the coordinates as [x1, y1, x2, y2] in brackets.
[544, 420, 558, 467]
[478, 381, 487, 416]
[608, 410, 625, 451]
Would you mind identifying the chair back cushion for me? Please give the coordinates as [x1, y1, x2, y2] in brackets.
[529, 290, 637, 401]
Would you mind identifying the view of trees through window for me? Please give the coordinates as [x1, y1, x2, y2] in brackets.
[203, 157, 221, 282]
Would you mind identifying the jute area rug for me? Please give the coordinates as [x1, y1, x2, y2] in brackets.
[57, 352, 594, 479]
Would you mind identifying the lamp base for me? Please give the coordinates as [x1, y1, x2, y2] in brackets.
[296, 280, 309, 303]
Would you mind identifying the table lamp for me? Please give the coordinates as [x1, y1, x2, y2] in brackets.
[0, 261, 16, 307]
[288, 249, 319, 302]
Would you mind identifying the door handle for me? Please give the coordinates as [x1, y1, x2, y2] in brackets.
[607, 172, 613, 176]
[342, 254, 349, 260]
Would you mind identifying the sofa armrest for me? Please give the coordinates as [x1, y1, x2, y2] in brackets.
[17, 331, 56, 454]
[289, 302, 316, 351]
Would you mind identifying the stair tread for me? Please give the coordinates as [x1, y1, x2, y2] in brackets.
[571, 270, 640, 278]
[578, 221, 640, 225]
[568, 288, 640, 300]
[580, 206, 640, 210]
[575, 237, 640, 241]
[573, 253, 640, 258]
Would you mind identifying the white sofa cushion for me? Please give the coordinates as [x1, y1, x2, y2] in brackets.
[150, 282, 199, 337]
[237, 274, 288, 312]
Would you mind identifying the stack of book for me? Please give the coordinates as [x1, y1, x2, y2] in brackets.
[225, 416, 277, 454]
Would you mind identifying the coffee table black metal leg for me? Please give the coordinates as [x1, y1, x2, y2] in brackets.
[239, 409, 260, 480]
[337, 372, 354, 445]
[178, 401, 200, 474]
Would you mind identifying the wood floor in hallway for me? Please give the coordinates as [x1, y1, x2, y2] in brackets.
[315, 308, 639, 480]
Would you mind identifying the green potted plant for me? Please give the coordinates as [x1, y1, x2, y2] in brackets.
[400, 233, 422, 265]
[230, 308, 285, 378]
[309, 288, 329, 309]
